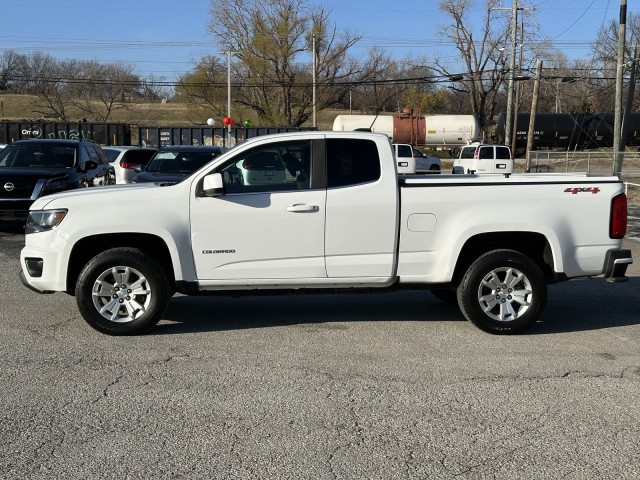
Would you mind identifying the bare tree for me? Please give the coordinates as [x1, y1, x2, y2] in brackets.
[0, 50, 27, 92]
[208, 0, 362, 126]
[140, 74, 172, 102]
[434, 0, 511, 128]
[175, 55, 229, 123]
[593, 11, 640, 112]
[26, 52, 73, 120]
[68, 61, 140, 122]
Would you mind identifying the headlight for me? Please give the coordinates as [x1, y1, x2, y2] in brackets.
[41, 177, 71, 195]
[25, 209, 68, 234]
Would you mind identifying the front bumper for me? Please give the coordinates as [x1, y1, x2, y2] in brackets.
[20, 230, 70, 293]
[603, 249, 633, 283]
[19, 270, 54, 294]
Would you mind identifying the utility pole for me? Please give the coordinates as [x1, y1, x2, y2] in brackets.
[526, 59, 543, 173]
[621, 44, 638, 155]
[613, 0, 627, 177]
[511, 20, 525, 156]
[312, 34, 317, 128]
[504, 0, 519, 148]
[227, 50, 232, 136]
[494, 1, 533, 147]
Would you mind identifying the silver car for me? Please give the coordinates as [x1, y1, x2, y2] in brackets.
[102, 146, 157, 184]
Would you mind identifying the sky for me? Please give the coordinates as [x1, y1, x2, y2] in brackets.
[0, 0, 633, 83]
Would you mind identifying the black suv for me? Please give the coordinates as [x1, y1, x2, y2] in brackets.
[0, 139, 115, 224]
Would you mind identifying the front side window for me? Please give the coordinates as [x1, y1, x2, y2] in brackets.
[218, 141, 311, 194]
[79, 145, 91, 167]
[460, 147, 475, 159]
[88, 145, 103, 165]
[397, 145, 412, 157]
[327, 138, 381, 188]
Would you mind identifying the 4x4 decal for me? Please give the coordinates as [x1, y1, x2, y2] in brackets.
[564, 187, 600, 194]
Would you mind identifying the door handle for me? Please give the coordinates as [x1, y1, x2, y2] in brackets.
[287, 204, 319, 213]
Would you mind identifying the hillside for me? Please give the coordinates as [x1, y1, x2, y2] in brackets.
[0, 94, 339, 130]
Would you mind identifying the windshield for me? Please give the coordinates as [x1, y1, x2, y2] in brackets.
[145, 150, 222, 174]
[0, 145, 77, 168]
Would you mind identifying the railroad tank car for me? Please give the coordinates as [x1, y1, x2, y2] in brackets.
[332, 114, 480, 147]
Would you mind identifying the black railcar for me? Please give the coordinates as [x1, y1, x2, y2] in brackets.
[495, 112, 640, 153]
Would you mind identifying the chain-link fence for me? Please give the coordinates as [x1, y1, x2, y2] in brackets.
[526, 151, 640, 204]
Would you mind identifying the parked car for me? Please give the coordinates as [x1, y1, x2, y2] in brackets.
[132, 145, 226, 184]
[453, 143, 513, 174]
[0, 139, 115, 224]
[413, 148, 441, 173]
[102, 146, 157, 184]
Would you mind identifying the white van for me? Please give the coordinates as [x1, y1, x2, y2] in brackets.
[453, 143, 513, 174]
[393, 143, 441, 174]
[393, 143, 416, 174]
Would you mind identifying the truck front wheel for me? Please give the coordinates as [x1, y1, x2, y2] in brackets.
[457, 249, 547, 334]
[75, 248, 171, 335]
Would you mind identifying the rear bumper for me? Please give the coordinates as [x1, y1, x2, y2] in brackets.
[603, 249, 633, 283]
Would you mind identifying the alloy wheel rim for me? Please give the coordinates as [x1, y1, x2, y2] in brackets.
[91, 266, 151, 323]
[477, 266, 533, 322]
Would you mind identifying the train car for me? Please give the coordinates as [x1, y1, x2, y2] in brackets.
[332, 114, 480, 147]
[495, 112, 640, 152]
[0, 122, 130, 146]
[137, 126, 317, 148]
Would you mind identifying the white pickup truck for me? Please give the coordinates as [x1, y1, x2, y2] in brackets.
[19, 132, 632, 336]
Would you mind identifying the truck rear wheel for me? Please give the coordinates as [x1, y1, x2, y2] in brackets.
[75, 248, 171, 335]
[457, 249, 547, 334]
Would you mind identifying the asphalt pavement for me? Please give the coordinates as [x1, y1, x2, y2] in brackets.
[0, 225, 639, 479]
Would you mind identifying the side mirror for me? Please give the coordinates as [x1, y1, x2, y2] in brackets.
[202, 173, 224, 197]
[80, 160, 98, 173]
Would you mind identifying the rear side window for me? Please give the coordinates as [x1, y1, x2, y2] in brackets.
[327, 139, 381, 188]
[122, 149, 157, 166]
[478, 146, 493, 159]
[103, 149, 120, 162]
[495, 147, 511, 159]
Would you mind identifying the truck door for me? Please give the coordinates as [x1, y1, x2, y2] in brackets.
[190, 139, 327, 281]
[324, 138, 398, 279]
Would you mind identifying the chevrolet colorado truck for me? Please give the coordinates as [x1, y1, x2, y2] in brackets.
[19, 132, 632, 335]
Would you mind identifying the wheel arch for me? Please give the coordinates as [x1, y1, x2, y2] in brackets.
[66, 233, 175, 294]
[450, 232, 554, 286]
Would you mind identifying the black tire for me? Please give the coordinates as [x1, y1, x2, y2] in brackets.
[457, 249, 547, 334]
[75, 248, 171, 335]
[431, 288, 458, 305]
